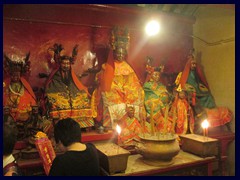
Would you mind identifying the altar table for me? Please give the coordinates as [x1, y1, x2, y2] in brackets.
[104, 150, 216, 176]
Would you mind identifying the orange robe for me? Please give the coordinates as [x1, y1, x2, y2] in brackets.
[173, 96, 195, 135]
[94, 60, 146, 129]
[119, 116, 142, 146]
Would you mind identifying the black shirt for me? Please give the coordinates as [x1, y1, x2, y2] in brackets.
[49, 143, 100, 176]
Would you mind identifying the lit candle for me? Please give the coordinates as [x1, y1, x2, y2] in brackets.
[116, 124, 121, 154]
[201, 119, 209, 139]
[94, 58, 98, 67]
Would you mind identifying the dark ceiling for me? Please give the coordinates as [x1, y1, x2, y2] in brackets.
[125, 4, 235, 18]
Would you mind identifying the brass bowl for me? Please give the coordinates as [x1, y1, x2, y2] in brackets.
[135, 133, 180, 165]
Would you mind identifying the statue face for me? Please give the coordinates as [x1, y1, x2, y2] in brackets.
[114, 47, 127, 61]
[32, 106, 39, 114]
[127, 107, 135, 118]
[190, 61, 197, 70]
[10, 71, 21, 83]
[179, 91, 187, 100]
[60, 59, 71, 72]
[3, 107, 10, 115]
[151, 71, 161, 82]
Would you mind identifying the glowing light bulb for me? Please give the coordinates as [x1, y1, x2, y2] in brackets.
[145, 20, 160, 36]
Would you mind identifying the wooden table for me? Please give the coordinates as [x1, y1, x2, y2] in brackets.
[107, 150, 216, 176]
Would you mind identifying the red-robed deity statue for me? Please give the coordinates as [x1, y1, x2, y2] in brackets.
[3, 52, 37, 140]
[93, 27, 146, 130]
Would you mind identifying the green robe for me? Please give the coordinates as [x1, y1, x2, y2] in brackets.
[186, 70, 216, 109]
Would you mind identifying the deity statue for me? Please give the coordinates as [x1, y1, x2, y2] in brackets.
[43, 44, 96, 131]
[175, 49, 233, 133]
[172, 85, 195, 135]
[118, 106, 143, 146]
[143, 63, 175, 134]
[93, 26, 146, 130]
[3, 52, 37, 140]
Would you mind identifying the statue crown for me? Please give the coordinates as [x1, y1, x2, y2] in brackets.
[4, 52, 31, 76]
[110, 26, 130, 50]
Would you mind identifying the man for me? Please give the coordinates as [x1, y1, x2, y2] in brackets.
[44, 44, 96, 129]
[49, 118, 100, 176]
[3, 117, 21, 176]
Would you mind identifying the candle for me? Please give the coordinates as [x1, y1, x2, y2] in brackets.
[201, 119, 209, 139]
[116, 124, 121, 154]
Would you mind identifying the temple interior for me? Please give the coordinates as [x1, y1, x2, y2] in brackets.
[3, 4, 235, 176]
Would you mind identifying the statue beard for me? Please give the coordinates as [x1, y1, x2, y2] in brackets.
[61, 71, 71, 86]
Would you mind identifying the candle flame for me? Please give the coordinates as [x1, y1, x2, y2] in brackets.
[201, 119, 209, 129]
[116, 124, 121, 134]
[94, 59, 98, 66]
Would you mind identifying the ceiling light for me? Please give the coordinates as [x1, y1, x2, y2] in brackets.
[145, 20, 160, 36]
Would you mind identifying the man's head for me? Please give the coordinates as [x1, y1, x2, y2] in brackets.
[54, 118, 81, 147]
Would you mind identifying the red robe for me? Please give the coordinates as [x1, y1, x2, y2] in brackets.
[3, 77, 37, 121]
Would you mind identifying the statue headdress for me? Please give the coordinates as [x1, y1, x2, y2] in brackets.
[48, 43, 78, 65]
[188, 48, 196, 62]
[176, 84, 183, 92]
[110, 26, 130, 50]
[145, 56, 164, 74]
[4, 52, 31, 76]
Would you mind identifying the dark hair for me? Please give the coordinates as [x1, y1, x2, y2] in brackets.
[3, 119, 18, 156]
[54, 118, 82, 147]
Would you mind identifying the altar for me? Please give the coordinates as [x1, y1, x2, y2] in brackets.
[16, 130, 219, 176]
[102, 150, 216, 176]
[17, 149, 216, 176]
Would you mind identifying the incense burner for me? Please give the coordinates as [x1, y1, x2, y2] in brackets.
[135, 133, 180, 166]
